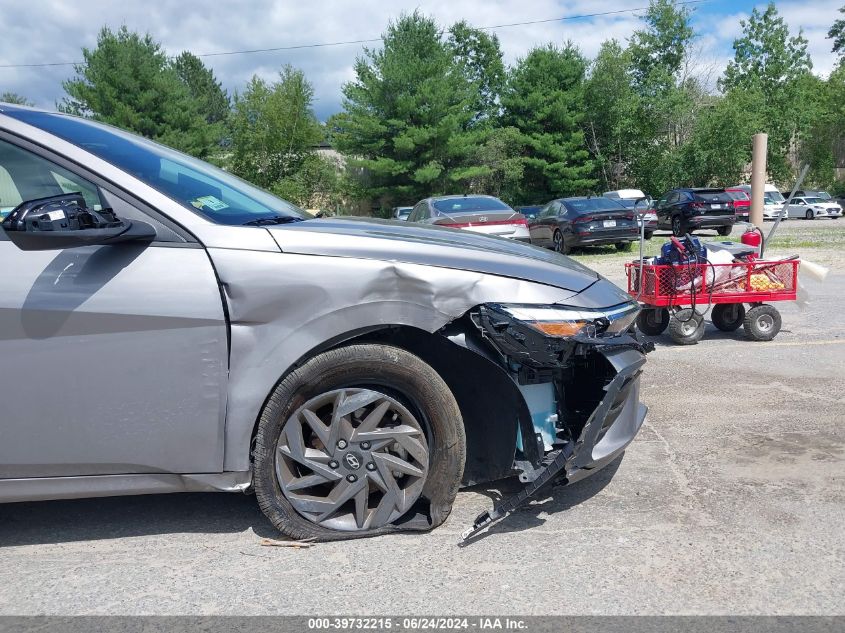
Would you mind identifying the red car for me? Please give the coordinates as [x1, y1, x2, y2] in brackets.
[725, 188, 751, 220]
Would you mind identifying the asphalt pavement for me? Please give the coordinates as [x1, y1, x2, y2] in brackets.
[0, 222, 843, 615]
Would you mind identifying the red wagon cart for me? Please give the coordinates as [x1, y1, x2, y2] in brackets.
[625, 258, 800, 344]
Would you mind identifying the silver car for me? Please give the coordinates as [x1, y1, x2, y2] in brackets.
[0, 104, 649, 541]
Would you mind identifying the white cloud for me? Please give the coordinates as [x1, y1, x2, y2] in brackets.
[0, 0, 840, 118]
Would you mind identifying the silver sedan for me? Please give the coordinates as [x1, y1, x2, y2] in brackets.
[0, 104, 649, 541]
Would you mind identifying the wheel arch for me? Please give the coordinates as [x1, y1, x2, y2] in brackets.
[246, 320, 528, 488]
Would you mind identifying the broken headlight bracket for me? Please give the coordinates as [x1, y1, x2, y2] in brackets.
[475, 304, 653, 369]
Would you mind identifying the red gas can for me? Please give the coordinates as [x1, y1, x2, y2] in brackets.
[740, 226, 762, 259]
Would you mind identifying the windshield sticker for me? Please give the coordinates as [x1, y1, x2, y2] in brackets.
[193, 195, 229, 211]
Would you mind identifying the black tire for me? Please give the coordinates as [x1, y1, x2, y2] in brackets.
[253, 344, 466, 541]
[553, 230, 571, 254]
[717, 225, 732, 237]
[615, 241, 633, 252]
[672, 215, 686, 237]
[711, 303, 746, 332]
[668, 309, 705, 345]
[637, 308, 670, 336]
[743, 304, 781, 341]
[644, 231, 654, 240]
[805, 209, 814, 220]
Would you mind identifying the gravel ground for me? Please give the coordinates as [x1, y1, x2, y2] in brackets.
[0, 221, 843, 616]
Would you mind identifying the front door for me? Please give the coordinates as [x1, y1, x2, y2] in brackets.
[0, 138, 228, 478]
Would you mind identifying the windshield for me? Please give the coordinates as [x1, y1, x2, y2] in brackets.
[563, 198, 626, 214]
[2, 108, 308, 226]
[764, 191, 785, 204]
[432, 196, 512, 214]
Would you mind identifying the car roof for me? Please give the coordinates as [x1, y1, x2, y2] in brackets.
[428, 194, 499, 201]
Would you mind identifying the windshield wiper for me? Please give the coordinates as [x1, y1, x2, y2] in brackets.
[243, 216, 305, 226]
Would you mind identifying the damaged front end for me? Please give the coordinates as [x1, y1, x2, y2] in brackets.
[460, 301, 652, 542]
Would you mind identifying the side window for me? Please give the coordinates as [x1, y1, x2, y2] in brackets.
[0, 139, 106, 220]
[540, 202, 557, 218]
[666, 192, 680, 205]
[0, 138, 181, 242]
[408, 202, 424, 222]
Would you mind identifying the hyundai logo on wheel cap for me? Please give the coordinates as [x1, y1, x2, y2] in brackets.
[344, 453, 362, 470]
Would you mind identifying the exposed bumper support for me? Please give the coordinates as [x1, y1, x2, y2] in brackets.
[459, 349, 646, 543]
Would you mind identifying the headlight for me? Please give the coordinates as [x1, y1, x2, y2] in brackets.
[495, 303, 640, 337]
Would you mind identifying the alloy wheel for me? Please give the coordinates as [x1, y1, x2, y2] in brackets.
[275, 388, 429, 532]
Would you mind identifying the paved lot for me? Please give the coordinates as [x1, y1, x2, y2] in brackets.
[1, 221, 843, 615]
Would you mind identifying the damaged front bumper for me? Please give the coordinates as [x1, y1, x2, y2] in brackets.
[460, 302, 651, 542]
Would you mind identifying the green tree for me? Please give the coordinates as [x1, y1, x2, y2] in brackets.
[500, 44, 595, 202]
[61, 27, 216, 157]
[682, 89, 766, 186]
[629, 0, 693, 94]
[447, 21, 505, 123]
[332, 12, 476, 202]
[0, 92, 33, 106]
[229, 66, 323, 191]
[451, 126, 524, 203]
[828, 6, 845, 56]
[172, 52, 230, 125]
[584, 40, 640, 190]
[720, 3, 812, 181]
[800, 66, 845, 188]
[624, 0, 697, 194]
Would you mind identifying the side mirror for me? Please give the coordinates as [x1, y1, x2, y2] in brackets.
[1, 193, 156, 251]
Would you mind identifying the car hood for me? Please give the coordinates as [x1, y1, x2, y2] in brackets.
[266, 217, 602, 293]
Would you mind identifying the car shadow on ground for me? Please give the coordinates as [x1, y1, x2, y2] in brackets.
[643, 322, 794, 348]
[458, 455, 622, 544]
[1, 458, 624, 547]
[0, 491, 280, 547]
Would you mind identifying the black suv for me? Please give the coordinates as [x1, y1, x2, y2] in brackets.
[654, 188, 736, 236]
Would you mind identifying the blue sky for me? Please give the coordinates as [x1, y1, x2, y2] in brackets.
[0, 0, 839, 121]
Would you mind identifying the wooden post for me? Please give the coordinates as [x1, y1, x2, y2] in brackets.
[750, 133, 768, 228]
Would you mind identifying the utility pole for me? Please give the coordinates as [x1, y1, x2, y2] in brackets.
[750, 133, 768, 228]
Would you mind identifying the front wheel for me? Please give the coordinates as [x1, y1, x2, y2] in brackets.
[637, 308, 670, 336]
[711, 303, 745, 332]
[805, 209, 814, 220]
[668, 309, 705, 345]
[253, 344, 466, 541]
[672, 216, 686, 237]
[717, 225, 732, 237]
[743, 304, 781, 341]
[644, 231, 654, 240]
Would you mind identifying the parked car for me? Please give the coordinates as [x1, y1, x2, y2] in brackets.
[729, 184, 788, 220]
[517, 205, 543, 221]
[0, 103, 649, 541]
[407, 194, 530, 241]
[786, 196, 843, 219]
[724, 187, 751, 221]
[653, 188, 736, 236]
[602, 190, 656, 238]
[784, 190, 833, 202]
[392, 206, 413, 220]
[528, 196, 639, 254]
